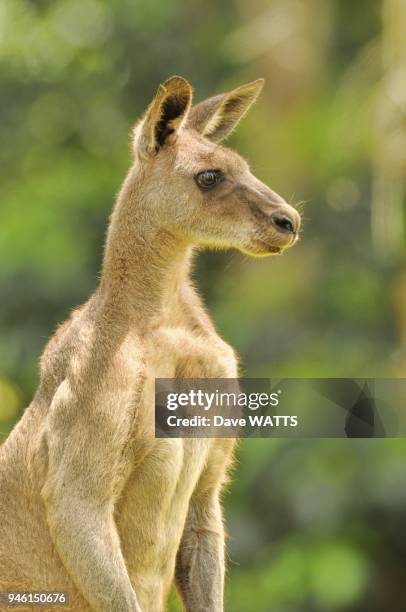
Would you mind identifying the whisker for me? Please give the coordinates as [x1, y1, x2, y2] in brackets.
[293, 199, 310, 213]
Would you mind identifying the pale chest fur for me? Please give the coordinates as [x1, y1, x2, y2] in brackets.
[116, 438, 211, 583]
[114, 323, 237, 601]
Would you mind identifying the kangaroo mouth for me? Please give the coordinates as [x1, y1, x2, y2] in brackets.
[264, 244, 282, 254]
[259, 244, 282, 255]
[242, 240, 284, 257]
[245, 229, 300, 256]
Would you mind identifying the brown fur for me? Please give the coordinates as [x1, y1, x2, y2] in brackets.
[0, 76, 300, 611]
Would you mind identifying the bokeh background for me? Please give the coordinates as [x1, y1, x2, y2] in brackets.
[1, 1, 406, 610]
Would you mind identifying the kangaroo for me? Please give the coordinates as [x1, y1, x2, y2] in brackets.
[0, 76, 300, 612]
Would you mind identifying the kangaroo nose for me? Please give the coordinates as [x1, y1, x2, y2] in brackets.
[271, 211, 297, 234]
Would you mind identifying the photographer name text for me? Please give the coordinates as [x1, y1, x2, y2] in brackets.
[166, 414, 298, 428]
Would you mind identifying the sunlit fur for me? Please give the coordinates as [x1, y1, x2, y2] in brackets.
[0, 76, 300, 612]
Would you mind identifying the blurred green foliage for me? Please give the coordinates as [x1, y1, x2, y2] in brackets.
[0, 1, 405, 611]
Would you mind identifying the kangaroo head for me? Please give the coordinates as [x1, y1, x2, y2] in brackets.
[132, 76, 300, 256]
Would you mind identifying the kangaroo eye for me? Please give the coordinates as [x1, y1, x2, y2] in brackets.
[195, 169, 224, 191]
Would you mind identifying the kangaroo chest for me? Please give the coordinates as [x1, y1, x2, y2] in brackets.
[115, 329, 215, 585]
[116, 435, 211, 595]
[114, 323, 234, 587]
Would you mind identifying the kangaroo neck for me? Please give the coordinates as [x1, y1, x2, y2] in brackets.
[98, 167, 193, 326]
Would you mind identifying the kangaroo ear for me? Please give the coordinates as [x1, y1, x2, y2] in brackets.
[133, 76, 193, 158]
[187, 79, 264, 143]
